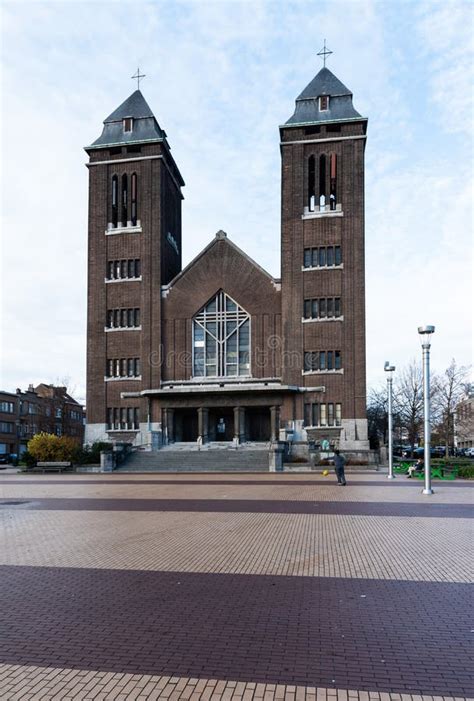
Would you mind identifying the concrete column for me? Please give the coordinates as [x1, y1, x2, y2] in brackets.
[163, 409, 168, 445]
[233, 407, 241, 444]
[239, 407, 246, 443]
[270, 405, 280, 442]
[198, 407, 209, 444]
[167, 408, 175, 444]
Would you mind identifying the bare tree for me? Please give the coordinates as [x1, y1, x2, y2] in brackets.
[433, 360, 471, 456]
[367, 386, 388, 449]
[394, 360, 424, 455]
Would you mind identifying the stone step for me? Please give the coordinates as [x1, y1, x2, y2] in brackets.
[118, 449, 270, 472]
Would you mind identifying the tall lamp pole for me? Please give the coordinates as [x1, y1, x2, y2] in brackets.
[418, 325, 435, 495]
[384, 362, 396, 479]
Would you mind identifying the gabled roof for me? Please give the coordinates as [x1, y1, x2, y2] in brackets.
[163, 230, 279, 294]
[284, 67, 365, 128]
[87, 90, 166, 150]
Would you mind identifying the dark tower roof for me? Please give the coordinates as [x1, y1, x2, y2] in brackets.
[87, 90, 166, 149]
[284, 67, 365, 127]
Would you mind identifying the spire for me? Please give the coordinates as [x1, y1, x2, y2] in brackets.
[87, 90, 165, 150]
[104, 90, 155, 122]
[284, 67, 364, 128]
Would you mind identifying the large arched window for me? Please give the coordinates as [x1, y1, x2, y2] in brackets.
[193, 291, 250, 378]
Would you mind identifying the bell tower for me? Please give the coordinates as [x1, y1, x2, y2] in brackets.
[279, 61, 369, 452]
[84, 89, 185, 445]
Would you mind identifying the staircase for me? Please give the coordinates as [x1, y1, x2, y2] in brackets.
[117, 444, 270, 472]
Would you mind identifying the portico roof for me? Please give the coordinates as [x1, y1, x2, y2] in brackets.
[121, 380, 324, 400]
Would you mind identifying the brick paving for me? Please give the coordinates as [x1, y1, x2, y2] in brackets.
[3, 478, 472, 487]
[0, 472, 472, 700]
[0, 497, 472, 518]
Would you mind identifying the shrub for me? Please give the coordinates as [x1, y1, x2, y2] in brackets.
[27, 433, 79, 463]
[20, 450, 36, 467]
[76, 441, 114, 465]
[458, 466, 474, 479]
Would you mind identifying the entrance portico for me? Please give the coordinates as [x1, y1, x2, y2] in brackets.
[123, 379, 301, 448]
[166, 405, 274, 444]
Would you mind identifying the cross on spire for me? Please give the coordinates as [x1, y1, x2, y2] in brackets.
[131, 67, 146, 90]
[317, 40, 333, 67]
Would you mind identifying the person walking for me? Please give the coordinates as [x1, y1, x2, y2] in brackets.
[333, 449, 347, 485]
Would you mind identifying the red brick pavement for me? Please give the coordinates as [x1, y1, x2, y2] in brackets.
[0, 565, 472, 696]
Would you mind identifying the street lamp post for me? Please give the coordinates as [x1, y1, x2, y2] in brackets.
[384, 362, 396, 479]
[418, 325, 435, 495]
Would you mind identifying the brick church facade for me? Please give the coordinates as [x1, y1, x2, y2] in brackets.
[85, 65, 369, 455]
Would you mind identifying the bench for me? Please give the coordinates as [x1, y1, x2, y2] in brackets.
[393, 462, 412, 474]
[28, 462, 73, 474]
[412, 465, 459, 481]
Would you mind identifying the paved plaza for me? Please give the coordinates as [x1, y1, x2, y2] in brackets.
[0, 472, 472, 700]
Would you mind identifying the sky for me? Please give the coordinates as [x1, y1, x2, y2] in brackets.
[1, 0, 473, 404]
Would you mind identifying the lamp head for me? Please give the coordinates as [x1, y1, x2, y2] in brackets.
[384, 361, 396, 373]
[418, 325, 435, 346]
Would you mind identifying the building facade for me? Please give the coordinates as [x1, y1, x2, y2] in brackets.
[85, 66, 369, 455]
[455, 397, 474, 450]
[0, 385, 85, 458]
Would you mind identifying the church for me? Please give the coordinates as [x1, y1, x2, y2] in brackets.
[84, 61, 369, 459]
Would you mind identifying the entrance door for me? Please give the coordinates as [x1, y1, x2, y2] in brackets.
[246, 408, 271, 441]
[209, 410, 234, 441]
[174, 409, 199, 442]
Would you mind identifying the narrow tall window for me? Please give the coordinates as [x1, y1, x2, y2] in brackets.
[320, 404, 327, 426]
[319, 95, 329, 111]
[111, 175, 118, 228]
[308, 155, 316, 212]
[328, 403, 335, 426]
[121, 174, 128, 226]
[327, 351, 334, 370]
[131, 173, 138, 225]
[123, 118, 133, 133]
[319, 155, 326, 210]
[330, 153, 337, 210]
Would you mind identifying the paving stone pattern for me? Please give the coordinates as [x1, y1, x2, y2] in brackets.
[0, 473, 472, 700]
[0, 497, 472, 518]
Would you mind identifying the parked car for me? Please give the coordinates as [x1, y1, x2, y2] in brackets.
[464, 447, 474, 458]
[0, 453, 12, 465]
